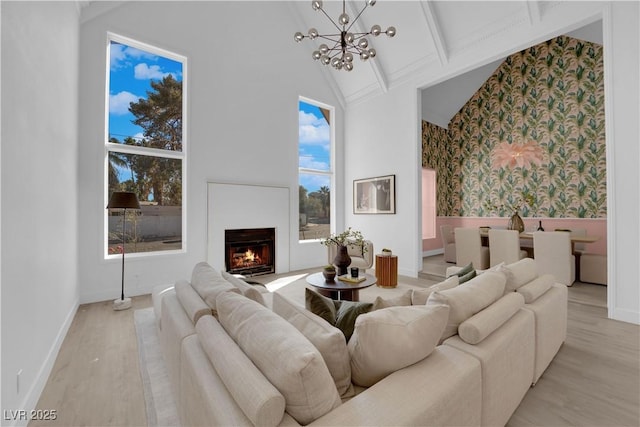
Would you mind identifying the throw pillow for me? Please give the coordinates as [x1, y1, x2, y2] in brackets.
[272, 293, 353, 398]
[217, 292, 341, 425]
[371, 290, 412, 311]
[458, 269, 477, 284]
[427, 271, 506, 341]
[221, 271, 266, 306]
[348, 304, 450, 387]
[411, 276, 459, 305]
[305, 288, 373, 341]
[453, 262, 474, 277]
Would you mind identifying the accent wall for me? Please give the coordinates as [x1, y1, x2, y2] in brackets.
[423, 36, 606, 219]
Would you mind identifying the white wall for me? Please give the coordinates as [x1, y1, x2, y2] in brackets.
[346, 1, 639, 324]
[1, 1, 80, 422]
[78, 1, 344, 303]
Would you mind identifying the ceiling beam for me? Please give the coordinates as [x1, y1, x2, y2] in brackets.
[420, 1, 449, 65]
[526, 0, 541, 26]
[346, 1, 389, 93]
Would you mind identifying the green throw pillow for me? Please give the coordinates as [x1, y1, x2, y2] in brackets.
[458, 269, 477, 284]
[305, 288, 373, 341]
[456, 262, 474, 277]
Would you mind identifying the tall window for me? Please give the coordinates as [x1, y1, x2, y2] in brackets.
[106, 35, 186, 256]
[298, 98, 333, 241]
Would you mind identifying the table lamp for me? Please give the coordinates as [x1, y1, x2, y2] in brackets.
[107, 191, 141, 311]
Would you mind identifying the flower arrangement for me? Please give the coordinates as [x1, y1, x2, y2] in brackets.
[320, 227, 367, 252]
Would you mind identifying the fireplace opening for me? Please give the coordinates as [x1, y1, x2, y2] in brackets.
[225, 228, 275, 276]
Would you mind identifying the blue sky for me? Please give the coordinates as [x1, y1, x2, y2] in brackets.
[299, 101, 331, 193]
[109, 41, 182, 144]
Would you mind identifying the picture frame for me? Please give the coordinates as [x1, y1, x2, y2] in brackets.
[353, 174, 396, 214]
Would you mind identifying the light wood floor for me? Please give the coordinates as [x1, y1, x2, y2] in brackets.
[31, 267, 639, 427]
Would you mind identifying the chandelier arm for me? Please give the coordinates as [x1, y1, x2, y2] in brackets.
[345, 3, 369, 33]
[318, 7, 343, 32]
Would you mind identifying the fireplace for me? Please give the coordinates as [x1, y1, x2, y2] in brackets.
[225, 228, 275, 276]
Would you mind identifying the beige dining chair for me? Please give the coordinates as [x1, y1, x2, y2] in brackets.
[533, 231, 575, 286]
[454, 227, 489, 270]
[440, 225, 456, 263]
[488, 229, 528, 267]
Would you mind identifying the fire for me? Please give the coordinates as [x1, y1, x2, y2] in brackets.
[244, 249, 255, 262]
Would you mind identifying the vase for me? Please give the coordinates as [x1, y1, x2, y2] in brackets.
[333, 245, 352, 276]
[322, 269, 336, 282]
[507, 212, 525, 233]
[536, 220, 544, 231]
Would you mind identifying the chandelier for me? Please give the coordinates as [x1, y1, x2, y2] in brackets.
[294, 0, 396, 72]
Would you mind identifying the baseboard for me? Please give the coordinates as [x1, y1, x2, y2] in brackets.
[9, 298, 79, 427]
[609, 306, 640, 325]
[423, 249, 444, 257]
[80, 284, 170, 305]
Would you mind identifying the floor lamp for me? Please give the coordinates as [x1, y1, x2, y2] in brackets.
[107, 191, 141, 311]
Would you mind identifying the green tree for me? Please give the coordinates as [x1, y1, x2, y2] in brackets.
[127, 75, 183, 205]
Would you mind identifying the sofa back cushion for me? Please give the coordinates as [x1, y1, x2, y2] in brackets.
[196, 315, 285, 427]
[190, 262, 240, 314]
[348, 304, 450, 387]
[217, 292, 341, 425]
[427, 271, 506, 341]
[458, 293, 525, 344]
[499, 258, 539, 294]
[411, 276, 459, 305]
[272, 293, 353, 398]
[221, 271, 266, 307]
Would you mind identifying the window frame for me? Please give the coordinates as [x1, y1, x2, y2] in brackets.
[298, 96, 335, 243]
[104, 33, 188, 259]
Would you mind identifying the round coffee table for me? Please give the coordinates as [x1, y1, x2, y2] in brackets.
[306, 272, 377, 302]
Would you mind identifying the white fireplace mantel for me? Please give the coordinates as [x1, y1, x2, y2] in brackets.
[207, 182, 290, 274]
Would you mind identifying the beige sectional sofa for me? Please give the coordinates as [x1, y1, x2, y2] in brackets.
[152, 258, 566, 426]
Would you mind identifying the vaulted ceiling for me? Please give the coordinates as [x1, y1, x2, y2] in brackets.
[80, 1, 603, 126]
[290, 1, 603, 125]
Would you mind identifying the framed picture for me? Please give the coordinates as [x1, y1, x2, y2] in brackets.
[353, 174, 396, 214]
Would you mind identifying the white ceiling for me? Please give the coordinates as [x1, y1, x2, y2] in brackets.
[80, 1, 603, 125]
[289, 1, 603, 125]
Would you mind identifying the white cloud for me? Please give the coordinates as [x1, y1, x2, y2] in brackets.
[110, 43, 156, 70]
[109, 91, 140, 115]
[298, 111, 330, 145]
[134, 63, 173, 80]
[299, 155, 329, 170]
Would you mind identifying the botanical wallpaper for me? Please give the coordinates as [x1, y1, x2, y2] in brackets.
[422, 36, 606, 218]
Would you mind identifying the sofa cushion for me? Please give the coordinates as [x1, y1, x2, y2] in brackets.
[427, 271, 506, 341]
[216, 292, 341, 425]
[196, 315, 285, 427]
[305, 288, 373, 341]
[371, 290, 412, 311]
[411, 276, 459, 305]
[517, 274, 554, 303]
[458, 292, 525, 344]
[190, 262, 240, 313]
[174, 280, 212, 324]
[348, 304, 450, 387]
[499, 258, 538, 294]
[222, 271, 266, 306]
[272, 293, 353, 398]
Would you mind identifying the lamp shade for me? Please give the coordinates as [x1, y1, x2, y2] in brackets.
[107, 192, 141, 210]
